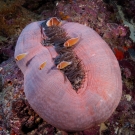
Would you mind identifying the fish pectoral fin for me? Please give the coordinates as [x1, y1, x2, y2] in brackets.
[15, 52, 28, 61]
[64, 36, 80, 47]
[39, 62, 46, 70]
[46, 17, 61, 27]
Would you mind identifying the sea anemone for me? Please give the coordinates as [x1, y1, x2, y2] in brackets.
[14, 17, 122, 131]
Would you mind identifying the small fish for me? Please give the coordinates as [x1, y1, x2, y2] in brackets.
[64, 36, 80, 47]
[39, 62, 46, 70]
[57, 61, 72, 69]
[46, 17, 61, 27]
[15, 52, 28, 61]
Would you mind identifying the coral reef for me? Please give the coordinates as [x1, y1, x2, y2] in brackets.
[0, 0, 135, 134]
[0, 37, 17, 64]
[114, 0, 135, 22]
[0, 0, 57, 37]
[0, 0, 39, 37]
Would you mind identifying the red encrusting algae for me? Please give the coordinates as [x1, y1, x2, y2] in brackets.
[114, 48, 124, 60]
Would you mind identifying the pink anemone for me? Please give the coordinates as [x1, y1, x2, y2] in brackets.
[14, 20, 122, 131]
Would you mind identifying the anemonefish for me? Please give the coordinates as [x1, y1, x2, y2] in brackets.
[39, 62, 46, 70]
[57, 61, 72, 69]
[15, 52, 28, 61]
[46, 17, 62, 27]
[64, 36, 80, 47]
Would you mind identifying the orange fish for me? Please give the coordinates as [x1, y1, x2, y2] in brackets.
[46, 17, 61, 27]
[64, 36, 80, 47]
[39, 62, 46, 70]
[15, 52, 28, 61]
[57, 61, 72, 69]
